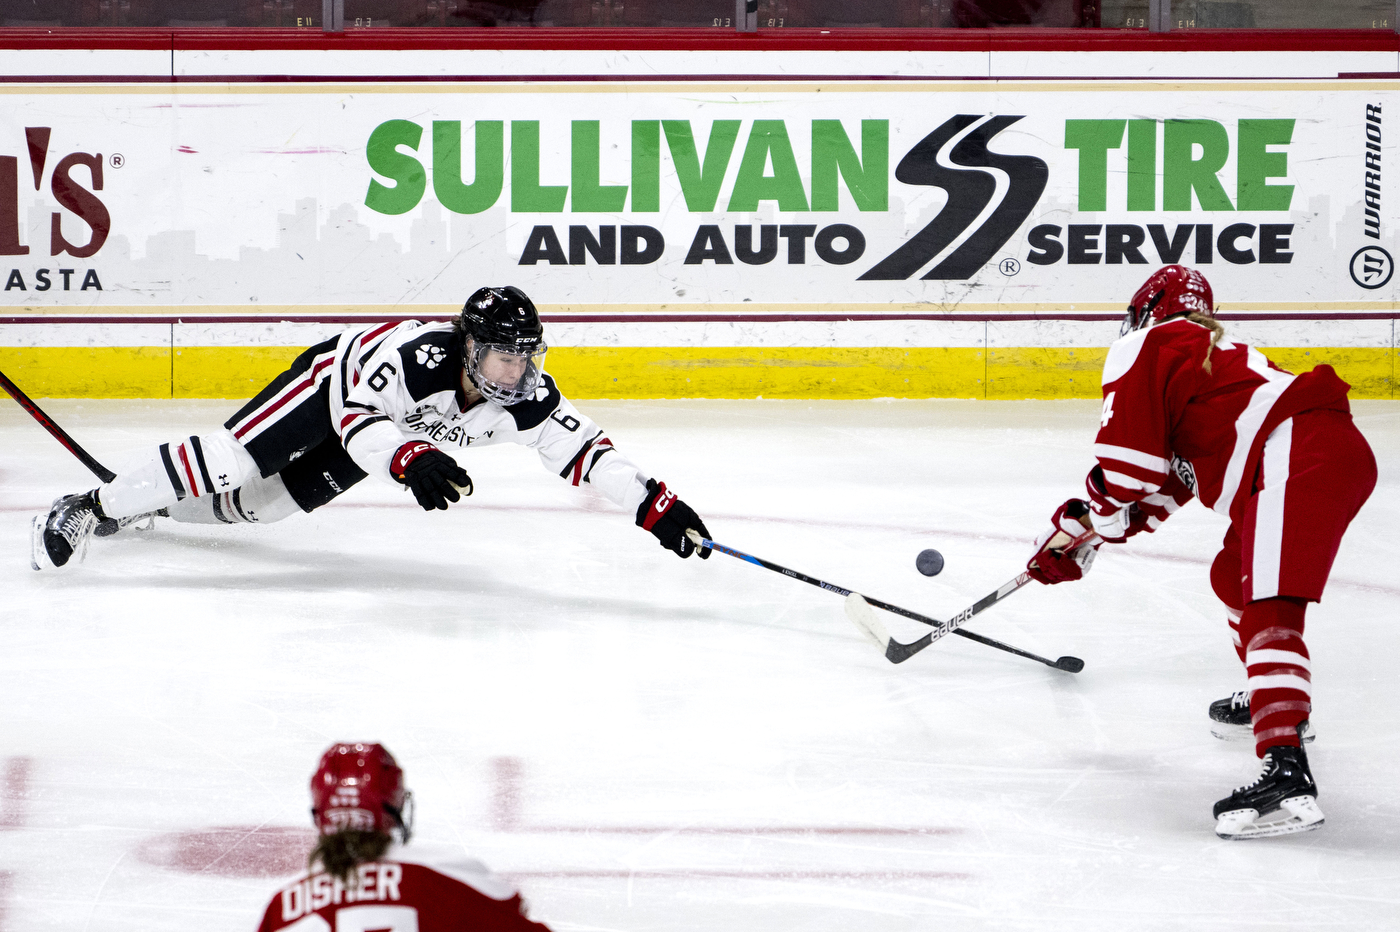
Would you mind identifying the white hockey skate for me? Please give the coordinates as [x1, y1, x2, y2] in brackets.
[1209, 691, 1314, 743]
[1213, 742, 1324, 839]
[31, 491, 100, 571]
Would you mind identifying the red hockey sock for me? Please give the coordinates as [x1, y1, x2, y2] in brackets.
[1238, 596, 1310, 757]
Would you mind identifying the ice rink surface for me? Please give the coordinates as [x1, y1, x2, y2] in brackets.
[1, 397, 1398, 932]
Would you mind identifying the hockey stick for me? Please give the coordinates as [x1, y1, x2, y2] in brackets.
[0, 368, 116, 483]
[845, 527, 1099, 666]
[687, 531, 1083, 672]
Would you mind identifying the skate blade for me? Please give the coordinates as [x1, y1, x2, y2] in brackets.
[1215, 796, 1325, 839]
[1210, 721, 1315, 744]
[1210, 722, 1252, 741]
[29, 515, 46, 571]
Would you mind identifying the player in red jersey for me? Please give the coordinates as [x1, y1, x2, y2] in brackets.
[256, 743, 551, 932]
[1026, 265, 1376, 839]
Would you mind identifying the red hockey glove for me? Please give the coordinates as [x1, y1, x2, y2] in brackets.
[636, 478, 711, 560]
[391, 441, 473, 512]
[1027, 499, 1100, 585]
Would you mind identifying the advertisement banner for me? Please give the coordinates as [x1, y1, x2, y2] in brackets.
[2, 80, 1398, 313]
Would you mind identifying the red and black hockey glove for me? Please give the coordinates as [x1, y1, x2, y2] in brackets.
[1026, 499, 1100, 585]
[636, 478, 711, 560]
[391, 441, 473, 512]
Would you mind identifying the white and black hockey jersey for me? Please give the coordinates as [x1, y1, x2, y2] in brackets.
[317, 320, 650, 513]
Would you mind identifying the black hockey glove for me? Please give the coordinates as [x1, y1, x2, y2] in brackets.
[635, 478, 711, 560]
[390, 441, 473, 512]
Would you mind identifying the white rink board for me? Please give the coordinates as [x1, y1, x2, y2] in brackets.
[0, 398, 1397, 932]
[2, 80, 1399, 315]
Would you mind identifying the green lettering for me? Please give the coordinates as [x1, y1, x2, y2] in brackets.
[1237, 119, 1294, 211]
[432, 121, 503, 215]
[1064, 120, 1125, 212]
[728, 120, 809, 212]
[662, 120, 740, 212]
[511, 121, 568, 213]
[1163, 119, 1233, 211]
[571, 121, 628, 213]
[365, 120, 426, 216]
[811, 120, 887, 211]
[1127, 119, 1156, 211]
[631, 121, 660, 212]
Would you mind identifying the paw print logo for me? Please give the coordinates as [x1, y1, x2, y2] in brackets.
[416, 344, 447, 369]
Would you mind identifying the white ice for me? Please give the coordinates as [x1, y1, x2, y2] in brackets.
[1, 397, 1397, 932]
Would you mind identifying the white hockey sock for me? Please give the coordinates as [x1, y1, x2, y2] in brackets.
[165, 472, 303, 525]
[99, 429, 260, 519]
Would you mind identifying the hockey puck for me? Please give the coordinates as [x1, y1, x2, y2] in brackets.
[915, 548, 945, 577]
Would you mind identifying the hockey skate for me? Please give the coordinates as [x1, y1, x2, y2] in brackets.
[1209, 691, 1314, 743]
[1213, 739, 1324, 839]
[93, 508, 167, 538]
[31, 491, 101, 571]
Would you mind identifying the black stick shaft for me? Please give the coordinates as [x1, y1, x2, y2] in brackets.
[0, 369, 116, 483]
[699, 536, 1070, 669]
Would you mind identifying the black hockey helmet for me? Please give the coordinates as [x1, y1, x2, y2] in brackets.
[458, 286, 548, 405]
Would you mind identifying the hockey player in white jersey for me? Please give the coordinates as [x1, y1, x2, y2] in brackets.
[32, 286, 711, 570]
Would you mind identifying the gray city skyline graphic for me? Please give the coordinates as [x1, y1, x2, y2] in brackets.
[2, 192, 1396, 307]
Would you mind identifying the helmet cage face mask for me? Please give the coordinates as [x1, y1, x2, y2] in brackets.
[1121, 290, 1165, 337]
[466, 340, 548, 405]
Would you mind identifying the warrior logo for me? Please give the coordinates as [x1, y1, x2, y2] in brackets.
[1171, 455, 1198, 494]
[861, 114, 1048, 281]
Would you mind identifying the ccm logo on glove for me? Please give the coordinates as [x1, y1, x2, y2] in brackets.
[636, 478, 711, 560]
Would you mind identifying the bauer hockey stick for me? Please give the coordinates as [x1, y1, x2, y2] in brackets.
[845, 527, 1099, 667]
[0, 368, 117, 483]
[687, 531, 1083, 672]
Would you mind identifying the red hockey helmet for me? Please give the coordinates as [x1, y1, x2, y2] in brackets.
[1122, 265, 1214, 336]
[310, 742, 413, 840]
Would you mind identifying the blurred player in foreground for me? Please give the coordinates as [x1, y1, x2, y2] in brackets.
[32, 285, 709, 570]
[1026, 265, 1375, 839]
[257, 742, 550, 932]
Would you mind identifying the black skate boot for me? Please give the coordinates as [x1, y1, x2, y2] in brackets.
[93, 507, 168, 538]
[1209, 691, 1314, 743]
[1213, 739, 1323, 839]
[30, 491, 102, 570]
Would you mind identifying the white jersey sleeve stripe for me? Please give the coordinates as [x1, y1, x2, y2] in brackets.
[1094, 443, 1171, 473]
[1102, 468, 1157, 494]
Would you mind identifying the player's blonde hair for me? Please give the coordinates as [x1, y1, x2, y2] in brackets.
[1186, 312, 1226, 374]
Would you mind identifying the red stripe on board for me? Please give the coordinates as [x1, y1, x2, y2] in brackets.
[1, 26, 1395, 54]
[0, 758, 31, 831]
[3, 312, 1398, 326]
[231, 355, 335, 440]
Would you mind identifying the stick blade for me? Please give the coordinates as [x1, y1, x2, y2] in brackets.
[844, 593, 889, 648]
[1055, 656, 1085, 673]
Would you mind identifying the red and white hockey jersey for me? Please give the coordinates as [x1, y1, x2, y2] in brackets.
[1092, 318, 1352, 526]
[255, 843, 550, 932]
